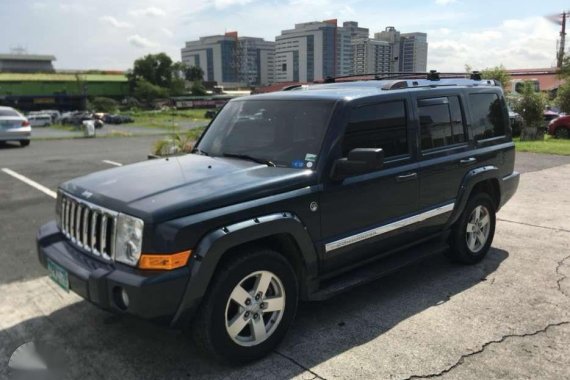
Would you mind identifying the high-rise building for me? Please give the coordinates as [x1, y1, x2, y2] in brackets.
[352, 39, 392, 75]
[275, 20, 369, 82]
[375, 27, 428, 73]
[181, 32, 275, 87]
[399, 33, 428, 72]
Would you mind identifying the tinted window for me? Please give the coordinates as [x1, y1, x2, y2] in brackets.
[343, 101, 408, 158]
[419, 96, 465, 150]
[469, 93, 506, 140]
[196, 100, 334, 169]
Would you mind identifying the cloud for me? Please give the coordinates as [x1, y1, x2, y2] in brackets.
[127, 34, 157, 48]
[129, 6, 166, 17]
[99, 16, 133, 29]
[213, 0, 254, 9]
[435, 0, 456, 5]
[160, 27, 174, 37]
[30, 2, 47, 10]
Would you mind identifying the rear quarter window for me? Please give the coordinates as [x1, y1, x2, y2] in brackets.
[468, 93, 506, 140]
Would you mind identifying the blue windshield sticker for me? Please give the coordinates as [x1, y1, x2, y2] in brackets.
[291, 160, 305, 168]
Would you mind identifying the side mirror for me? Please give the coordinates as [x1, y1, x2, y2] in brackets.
[331, 148, 384, 181]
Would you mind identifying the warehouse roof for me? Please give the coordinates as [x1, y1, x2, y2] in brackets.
[0, 73, 128, 82]
[0, 54, 56, 62]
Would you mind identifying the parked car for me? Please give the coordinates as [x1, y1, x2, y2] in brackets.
[28, 114, 52, 127]
[547, 115, 570, 139]
[62, 111, 104, 129]
[0, 106, 31, 147]
[37, 74, 519, 363]
[508, 107, 523, 137]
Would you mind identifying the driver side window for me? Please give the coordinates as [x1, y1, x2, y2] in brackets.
[342, 101, 408, 159]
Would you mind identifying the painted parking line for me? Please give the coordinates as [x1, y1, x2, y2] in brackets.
[102, 160, 123, 167]
[1, 168, 57, 199]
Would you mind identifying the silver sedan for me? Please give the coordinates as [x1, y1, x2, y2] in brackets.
[0, 106, 31, 147]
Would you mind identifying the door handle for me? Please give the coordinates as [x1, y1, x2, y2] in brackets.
[396, 172, 418, 182]
[459, 157, 477, 166]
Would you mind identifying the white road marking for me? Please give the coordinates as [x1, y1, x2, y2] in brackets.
[102, 160, 123, 167]
[1, 168, 57, 199]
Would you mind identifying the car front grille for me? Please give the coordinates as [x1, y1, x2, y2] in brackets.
[59, 192, 117, 261]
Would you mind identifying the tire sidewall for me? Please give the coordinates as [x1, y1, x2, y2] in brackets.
[206, 251, 298, 362]
[453, 193, 496, 264]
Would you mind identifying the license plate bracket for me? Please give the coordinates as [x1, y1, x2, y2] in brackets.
[47, 259, 69, 292]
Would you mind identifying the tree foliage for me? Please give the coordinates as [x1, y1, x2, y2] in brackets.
[89, 97, 118, 113]
[133, 79, 169, 104]
[481, 65, 511, 89]
[556, 81, 570, 113]
[513, 81, 545, 127]
[190, 80, 207, 96]
[185, 66, 204, 82]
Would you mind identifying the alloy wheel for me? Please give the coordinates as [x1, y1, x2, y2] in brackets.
[465, 205, 491, 253]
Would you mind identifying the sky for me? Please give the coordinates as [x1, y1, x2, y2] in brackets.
[0, 0, 568, 72]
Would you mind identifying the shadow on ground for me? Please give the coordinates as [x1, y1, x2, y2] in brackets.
[0, 248, 508, 379]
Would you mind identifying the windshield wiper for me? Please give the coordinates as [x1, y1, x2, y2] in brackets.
[221, 152, 276, 167]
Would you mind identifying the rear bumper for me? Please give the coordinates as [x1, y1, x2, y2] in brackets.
[498, 171, 520, 209]
[37, 221, 192, 323]
[0, 128, 31, 141]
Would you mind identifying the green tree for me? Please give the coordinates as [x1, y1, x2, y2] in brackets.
[190, 80, 207, 96]
[89, 97, 118, 113]
[514, 81, 545, 141]
[481, 65, 511, 89]
[127, 53, 174, 88]
[133, 79, 169, 104]
[185, 66, 204, 82]
[556, 81, 570, 113]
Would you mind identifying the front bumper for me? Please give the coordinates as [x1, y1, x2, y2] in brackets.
[499, 171, 520, 209]
[37, 221, 190, 323]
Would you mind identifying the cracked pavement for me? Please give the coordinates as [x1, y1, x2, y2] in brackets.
[0, 139, 569, 379]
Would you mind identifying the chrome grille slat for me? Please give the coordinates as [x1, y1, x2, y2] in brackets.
[58, 192, 118, 261]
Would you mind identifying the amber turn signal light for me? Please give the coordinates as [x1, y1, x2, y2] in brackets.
[138, 250, 191, 270]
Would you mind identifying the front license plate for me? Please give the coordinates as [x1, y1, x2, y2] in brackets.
[47, 259, 69, 292]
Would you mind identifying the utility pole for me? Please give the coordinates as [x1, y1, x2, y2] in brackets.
[557, 11, 566, 68]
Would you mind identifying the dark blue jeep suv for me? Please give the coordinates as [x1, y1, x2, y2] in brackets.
[37, 74, 519, 363]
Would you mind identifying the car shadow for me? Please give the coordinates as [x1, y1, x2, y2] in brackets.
[0, 248, 508, 379]
[0, 141, 23, 149]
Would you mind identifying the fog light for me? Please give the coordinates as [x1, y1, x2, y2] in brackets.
[121, 288, 130, 308]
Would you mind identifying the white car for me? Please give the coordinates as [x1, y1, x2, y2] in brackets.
[0, 106, 31, 147]
[28, 114, 52, 127]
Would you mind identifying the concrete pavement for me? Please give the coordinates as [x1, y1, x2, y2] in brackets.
[0, 139, 569, 379]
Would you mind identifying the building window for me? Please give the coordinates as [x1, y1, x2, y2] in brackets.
[282, 63, 287, 72]
[419, 96, 466, 150]
[468, 93, 506, 140]
[342, 101, 408, 158]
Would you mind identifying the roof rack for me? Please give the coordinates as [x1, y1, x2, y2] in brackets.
[314, 70, 499, 91]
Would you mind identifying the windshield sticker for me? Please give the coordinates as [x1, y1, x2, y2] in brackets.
[306, 162, 314, 168]
[305, 153, 317, 162]
[291, 160, 305, 168]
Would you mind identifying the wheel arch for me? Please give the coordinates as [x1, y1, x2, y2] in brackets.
[171, 212, 318, 327]
[446, 166, 501, 229]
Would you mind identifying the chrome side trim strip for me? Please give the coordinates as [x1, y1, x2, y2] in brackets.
[324, 202, 455, 253]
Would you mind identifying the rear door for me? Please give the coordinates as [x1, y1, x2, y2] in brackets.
[414, 92, 474, 236]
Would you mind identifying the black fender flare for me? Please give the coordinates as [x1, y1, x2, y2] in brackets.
[445, 165, 499, 229]
[171, 212, 317, 327]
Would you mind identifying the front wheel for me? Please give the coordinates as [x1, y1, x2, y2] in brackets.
[191, 249, 298, 363]
[446, 193, 496, 264]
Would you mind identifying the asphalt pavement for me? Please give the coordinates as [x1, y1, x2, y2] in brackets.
[0, 138, 569, 379]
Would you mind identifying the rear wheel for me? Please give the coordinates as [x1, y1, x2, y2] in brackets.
[446, 193, 496, 264]
[20, 140, 30, 147]
[555, 127, 569, 139]
[191, 249, 298, 363]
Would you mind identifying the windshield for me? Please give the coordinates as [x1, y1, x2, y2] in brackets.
[196, 99, 335, 169]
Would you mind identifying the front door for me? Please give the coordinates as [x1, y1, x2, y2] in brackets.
[319, 98, 420, 274]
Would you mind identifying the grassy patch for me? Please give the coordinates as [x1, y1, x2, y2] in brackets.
[123, 109, 209, 129]
[515, 135, 570, 156]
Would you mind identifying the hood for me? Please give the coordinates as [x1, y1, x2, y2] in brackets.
[61, 154, 315, 222]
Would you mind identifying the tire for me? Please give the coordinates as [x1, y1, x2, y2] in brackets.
[555, 127, 569, 139]
[446, 193, 496, 264]
[20, 140, 30, 147]
[191, 249, 298, 364]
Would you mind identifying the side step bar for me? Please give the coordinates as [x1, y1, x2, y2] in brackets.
[309, 240, 449, 301]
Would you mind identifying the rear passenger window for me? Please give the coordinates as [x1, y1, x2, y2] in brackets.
[419, 96, 465, 150]
[343, 101, 408, 158]
[468, 93, 506, 140]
